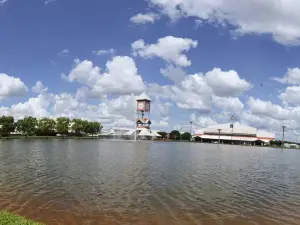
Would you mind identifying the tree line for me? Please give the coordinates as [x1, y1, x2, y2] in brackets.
[0, 116, 103, 137]
[157, 130, 192, 141]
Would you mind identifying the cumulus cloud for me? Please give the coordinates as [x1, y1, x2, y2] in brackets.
[66, 56, 146, 97]
[205, 68, 252, 97]
[148, 0, 300, 46]
[248, 97, 290, 120]
[32, 81, 48, 94]
[148, 78, 213, 112]
[273, 68, 300, 85]
[130, 13, 160, 24]
[10, 94, 53, 119]
[190, 113, 217, 128]
[279, 85, 300, 105]
[213, 96, 244, 112]
[132, 36, 198, 67]
[0, 73, 28, 100]
[160, 65, 186, 82]
[149, 68, 250, 112]
[0, 90, 137, 128]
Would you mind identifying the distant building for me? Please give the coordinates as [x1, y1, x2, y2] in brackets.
[194, 122, 275, 145]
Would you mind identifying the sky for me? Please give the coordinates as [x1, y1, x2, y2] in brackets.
[1, 0, 300, 140]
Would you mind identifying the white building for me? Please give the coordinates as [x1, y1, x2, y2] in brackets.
[194, 122, 275, 144]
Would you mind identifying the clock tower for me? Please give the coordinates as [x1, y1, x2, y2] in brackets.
[136, 92, 151, 129]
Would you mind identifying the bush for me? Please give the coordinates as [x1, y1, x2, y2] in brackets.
[0, 211, 43, 225]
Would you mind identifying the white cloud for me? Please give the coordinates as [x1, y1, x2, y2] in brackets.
[45, 0, 57, 4]
[279, 86, 300, 105]
[32, 81, 48, 94]
[160, 65, 186, 82]
[148, 79, 213, 112]
[0, 74, 28, 100]
[191, 113, 217, 128]
[0, 0, 8, 5]
[11, 94, 52, 119]
[149, 0, 300, 46]
[68, 60, 101, 86]
[92, 48, 116, 56]
[241, 112, 283, 131]
[273, 68, 300, 85]
[130, 13, 160, 24]
[66, 56, 146, 97]
[1, 90, 139, 128]
[248, 97, 290, 120]
[58, 49, 69, 56]
[205, 68, 252, 97]
[149, 67, 250, 112]
[132, 36, 198, 67]
[213, 96, 244, 112]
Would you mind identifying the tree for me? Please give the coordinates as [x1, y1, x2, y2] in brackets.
[82, 120, 90, 135]
[71, 119, 85, 136]
[86, 121, 102, 138]
[37, 118, 56, 137]
[181, 132, 191, 141]
[194, 136, 202, 142]
[270, 140, 282, 147]
[157, 131, 167, 139]
[170, 130, 180, 140]
[0, 116, 15, 137]
[16, 116, 37, 138]
[56, 117, 70, 137]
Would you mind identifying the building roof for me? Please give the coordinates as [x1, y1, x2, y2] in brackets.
[194, 122, 275, 142]
[198, 122, 257, 135]
[123, 130, 135, 136]
[138, 129, 154, 136]
[136, 92, 151, 101]
[151, 130, 162, 137]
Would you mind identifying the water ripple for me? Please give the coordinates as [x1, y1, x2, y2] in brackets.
[0, 140, 300, 224]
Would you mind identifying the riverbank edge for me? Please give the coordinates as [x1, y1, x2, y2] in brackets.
[0, 211, 43, 225]
[0, 136, 298, 150]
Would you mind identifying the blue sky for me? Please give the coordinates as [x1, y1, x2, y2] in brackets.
[1, 0, 300, 139]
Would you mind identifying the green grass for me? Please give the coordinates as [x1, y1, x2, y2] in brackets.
[0, 212, 43, 225]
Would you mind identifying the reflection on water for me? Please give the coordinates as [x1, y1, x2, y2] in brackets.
[0, 140, 300, 224]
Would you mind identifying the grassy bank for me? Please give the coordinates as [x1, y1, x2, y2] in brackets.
[0, 212, 42, 225]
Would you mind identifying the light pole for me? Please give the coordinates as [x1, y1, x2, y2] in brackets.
[217, 129, 222, 144]
[230, 124, 234, 144]
[282, 125, 286, 147]
[179, 127, 182, 142]
[296, 135, 300, 144]
[190, 122, 193, 141]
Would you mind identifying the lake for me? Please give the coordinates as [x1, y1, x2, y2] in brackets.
[0, 140, 300, 225]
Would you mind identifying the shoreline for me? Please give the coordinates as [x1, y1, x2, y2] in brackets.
[0, 136, 298, 150]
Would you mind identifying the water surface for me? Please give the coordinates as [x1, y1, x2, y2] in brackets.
[0, 140, 300, 224]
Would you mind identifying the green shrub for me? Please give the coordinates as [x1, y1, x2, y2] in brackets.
[0, 212, 43, 225]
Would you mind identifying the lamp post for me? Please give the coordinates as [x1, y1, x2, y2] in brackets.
[190, 122, 193, 141]
[282, 125, 286, 147]
[230, 124, 234, 144]
[217, 129, 222, 144]
[179, 127, 182, 142]
[296, 135, 300, 144]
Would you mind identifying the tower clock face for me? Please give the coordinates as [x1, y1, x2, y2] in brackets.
[137, 102, 144, 110]
[145, 102, 150, 111]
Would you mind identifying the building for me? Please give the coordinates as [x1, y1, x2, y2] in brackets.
[100, 93, 161, 140]
[194, 122, 275, 145]
[136, 92, 151, 129]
